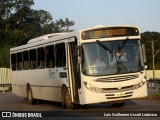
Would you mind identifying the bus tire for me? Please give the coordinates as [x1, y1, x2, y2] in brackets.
[61, 87, 66, 108]
[111, 102, 125, 107]
[27, 85, 36, 105]
[64, 89, 75, 109]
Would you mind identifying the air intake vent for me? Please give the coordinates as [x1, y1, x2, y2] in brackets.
[27, 33, 66, 44]
[94, 74, 139, 82]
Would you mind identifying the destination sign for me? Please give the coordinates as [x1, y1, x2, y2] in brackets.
[81, 27, 139, 40]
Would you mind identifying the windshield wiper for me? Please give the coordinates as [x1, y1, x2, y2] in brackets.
[117, 38, 129, 61]
[116, 61, 128, 73]
[118, 38, 129, 52]
[96, 40, 113, 53]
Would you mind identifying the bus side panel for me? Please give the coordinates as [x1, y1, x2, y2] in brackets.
[29, 69, 61, 102]
[12, 71, 26, 97]
[12, 71, 17, 95]
[28, 69, 44, 99]
[31, 86, 61, 102]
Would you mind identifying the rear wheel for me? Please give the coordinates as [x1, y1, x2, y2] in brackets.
[61, 88, 66, 108]
[27, 85, 36, 105]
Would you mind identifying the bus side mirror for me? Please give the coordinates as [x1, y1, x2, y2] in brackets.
[142, 44, 147, 65]
[76, 45, 81, 64]
[144, 65, 147, 69]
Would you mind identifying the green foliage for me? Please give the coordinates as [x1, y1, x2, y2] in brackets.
[0, 0, 75, 68]
[53, 18, 75, 32]
[149, 93, 160, 97]
[141, 32, 160, 70]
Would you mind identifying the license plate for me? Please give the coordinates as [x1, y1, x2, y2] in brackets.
[116, 92, 125, 97]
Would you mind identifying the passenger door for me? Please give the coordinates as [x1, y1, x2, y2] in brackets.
[67, 40, 80, 104]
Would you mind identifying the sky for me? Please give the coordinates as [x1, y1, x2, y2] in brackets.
[32, 0, 160, 33]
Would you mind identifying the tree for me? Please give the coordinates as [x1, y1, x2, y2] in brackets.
[141, 32, 160, 70]
[53, 18, 74, 32]
[40, 18, 75, 35]
[0, 0, 75, 68]
[33, 10, 53, 27]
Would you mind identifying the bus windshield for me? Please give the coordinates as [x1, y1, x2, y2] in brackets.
[82, 39, 144, 76]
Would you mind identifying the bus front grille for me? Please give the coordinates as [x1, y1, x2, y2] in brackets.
[94, 74, 139, 82]
[101, 85, 134, 93]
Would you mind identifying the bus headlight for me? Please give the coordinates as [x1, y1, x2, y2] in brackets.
[84, 82, 102, 93]
[133, 78, 146, 89]
[143, 76, 147, 82]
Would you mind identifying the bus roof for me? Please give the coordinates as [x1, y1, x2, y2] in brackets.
[10, 25, 139, 52]
[10, 30, 80, 52]
[27, 33, 66, 44]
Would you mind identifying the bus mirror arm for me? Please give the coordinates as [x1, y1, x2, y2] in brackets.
[78, 57, 81, 64]
[77, 45, 81, 64]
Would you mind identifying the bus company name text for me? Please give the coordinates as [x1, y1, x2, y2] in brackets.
[2, 112, 42, 118]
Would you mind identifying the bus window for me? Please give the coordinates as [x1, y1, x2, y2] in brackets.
[29, 49, 36, 69]
[55, 43, 66, 67]
[45, 45, 55, 68]
[37, 47, 45, 69]
[17, 52, 23, 70]
[11, 54, 16, 71]
[23, 51, 30, 70]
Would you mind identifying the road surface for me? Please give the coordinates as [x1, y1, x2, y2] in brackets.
[0, 91, 160, 120]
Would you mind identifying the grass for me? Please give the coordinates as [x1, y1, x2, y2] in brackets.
[148, 93, 160, 97]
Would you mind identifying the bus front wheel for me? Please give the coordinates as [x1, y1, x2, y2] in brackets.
[64, 89, 75, 109]
[27, 85, 36, 105]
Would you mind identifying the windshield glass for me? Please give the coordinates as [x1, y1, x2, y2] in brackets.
[82, 39, 144, 76]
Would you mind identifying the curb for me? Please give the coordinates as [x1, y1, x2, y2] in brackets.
[134, 97, 160, 101]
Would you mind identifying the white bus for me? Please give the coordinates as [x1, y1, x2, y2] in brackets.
[10, 25, 147, 109]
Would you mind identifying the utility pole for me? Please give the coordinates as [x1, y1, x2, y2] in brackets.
[151, 40, 160, 79]
[151, 40, 155, 79]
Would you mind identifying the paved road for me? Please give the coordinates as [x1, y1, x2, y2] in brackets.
[0, 91, 160, 120]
